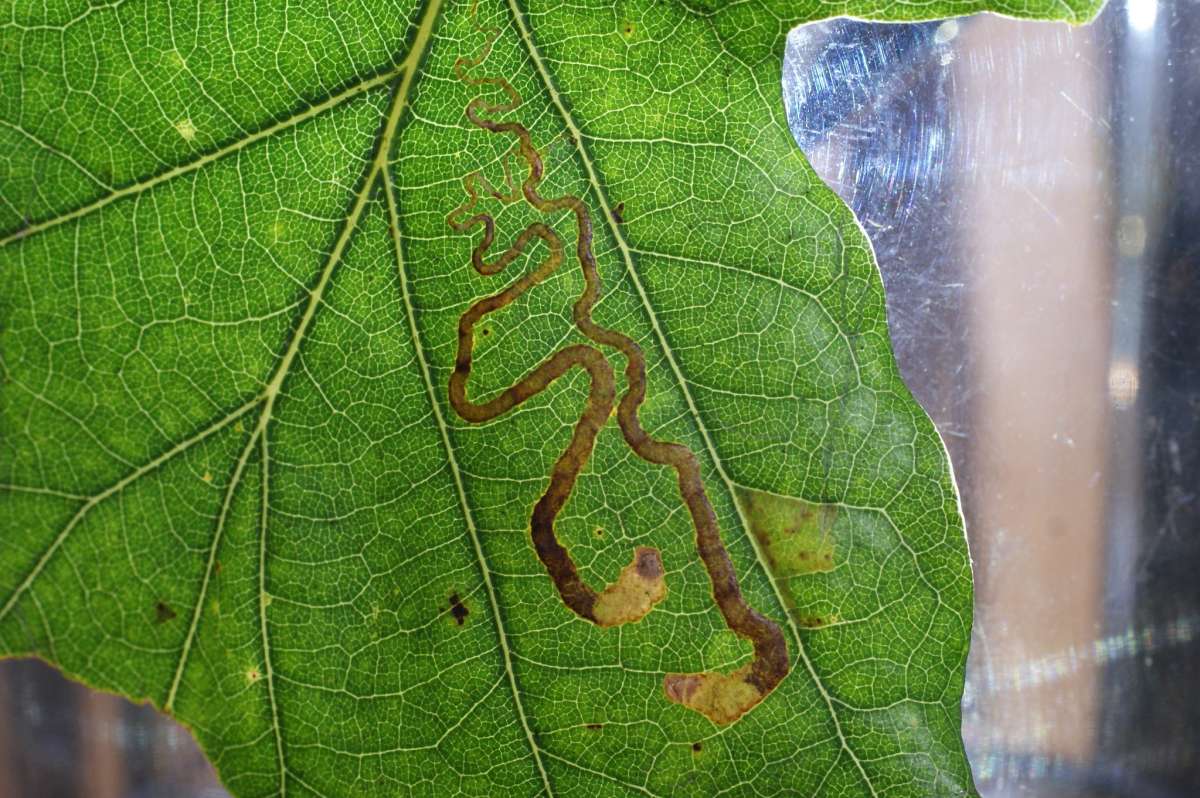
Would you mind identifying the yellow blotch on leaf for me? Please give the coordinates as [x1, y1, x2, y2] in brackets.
[174, 118, 197, 142]
[663, 665, 763, 725]
[736, 486, 837, 577]
[736, 487, 844, 636]
[592, 546, 667, 627]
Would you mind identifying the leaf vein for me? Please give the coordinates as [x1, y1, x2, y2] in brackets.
[381, 158, 556, 797]
[164, 420, 261, 711]
[0, 396, 260, 627]
[0, 67, 402, 248]
[503, 2, 879, 793]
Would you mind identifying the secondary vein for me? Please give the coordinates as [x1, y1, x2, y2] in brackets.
[0, 396, 260, 626]
[501, 2, 879, 793]
[0, 66, 402, 248]
[381, 162, 555, 796]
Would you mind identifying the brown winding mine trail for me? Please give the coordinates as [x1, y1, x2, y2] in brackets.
[445, 23, 789, 725]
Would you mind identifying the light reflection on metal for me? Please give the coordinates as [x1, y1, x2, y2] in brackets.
[784, 1, 1192, 794]
[784, 19, 952, 229]
[1101, 0, 1167, 754]
[1108, 357, 1141, 409]
[968, 612, 1196, 696]
[1127, 0, 1159, 33]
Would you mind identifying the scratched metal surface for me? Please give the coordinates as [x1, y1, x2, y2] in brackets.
[785, 0, 1200, 795]
[2, 1, 1198, 796]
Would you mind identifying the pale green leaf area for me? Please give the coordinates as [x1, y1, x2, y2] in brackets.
[0, 0, 1101, 795]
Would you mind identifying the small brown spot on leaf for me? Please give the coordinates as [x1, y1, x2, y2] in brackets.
[448, 591, 469, 626]
[692, 742, 703, 753]
[635, 547, 663, 580]
[612, 201, 625, 224]
[154, 601, 176, 624]
[246, 667, 261, 684]
[797, 612, 839, 629]
[593, 546, 667, 627]
[585, 723, 603, 731]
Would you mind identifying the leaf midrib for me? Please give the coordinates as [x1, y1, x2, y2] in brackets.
[3, 2, 884, 793]
[163, 2, 455, 794]
[1, 5, 490, 797]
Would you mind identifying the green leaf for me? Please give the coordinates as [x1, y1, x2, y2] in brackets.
[0, 0, 1102, 795]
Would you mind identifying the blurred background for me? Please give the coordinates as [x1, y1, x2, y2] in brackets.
[1, 0, 1197, 795]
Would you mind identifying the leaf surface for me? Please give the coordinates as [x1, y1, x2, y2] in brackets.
[0, 0, 1101, 795]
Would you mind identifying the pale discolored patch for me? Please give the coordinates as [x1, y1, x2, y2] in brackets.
[592, 546, 667, 627]
[174, 118, 197, 141]
[736, 487, 842, 636]
[795, 612, 841, 629]
[663, 665, 764, 725]
[736, 486, 837, 576]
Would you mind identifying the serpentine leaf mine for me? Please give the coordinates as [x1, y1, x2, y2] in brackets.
[446, 17, 790, 724]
